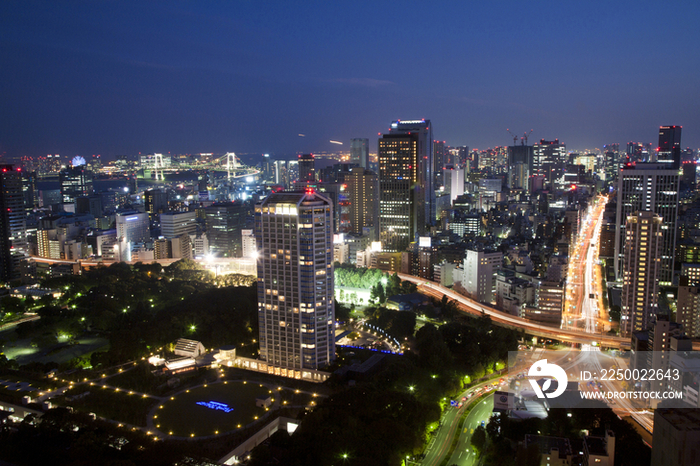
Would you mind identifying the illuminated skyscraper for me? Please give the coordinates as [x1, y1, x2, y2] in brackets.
[615, 163, 679, 285]
[443, 165, 464, 203]
[388, 119, 434, 224]
[204, 202, 247, 258]
[255, 190, 335, 374]
[59, 166, 93, 203]
[145, 189, 168, 217]
[533, 139, 566, 190]
[0, 165, 27, 282]
[298, 154, 315, 183]
[657, 125, 682, 168]
[346, 167, 378, 237]
[508, 145, 534, 190]
[621, 211, 663, 335]
[378, 132, 420, 252]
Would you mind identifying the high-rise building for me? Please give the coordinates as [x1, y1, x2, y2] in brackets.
[378, 132, 421, 252]
[160, 211, 197, 239]
[261, 154, 273, 182]
[389, 119, 434, 224]
[657, 125, 682, 168]
[508, 145, 534, 190]
[346, 167, 378, 238]
[145, 189, 169, 217]
[443, 165, 465, 203]
[204, 202, 247, 258]
[287, 160, 299, 185]
[0, 165, 28, 282]
[59, 166, 93, 203]
[614, 163, 679, 284]
[298, 154, 315, 183]
[255, 190, 335, 373]
[621, 211, 663, 335]
[273, 160, 288, 187]
[350, 138, 369, 169]
[115, 211, 150, 261]
[21, 171, 37, 213]
[462, 249, 502, 303]
[433, 140, 446, 187]
[116, 211, 151, 245]
[533, 139, 566, 189]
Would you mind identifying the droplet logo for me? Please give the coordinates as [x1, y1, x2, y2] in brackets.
[528, 359, 568, 399]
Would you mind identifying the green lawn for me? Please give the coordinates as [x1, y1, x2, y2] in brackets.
[154, 381, 273, 437]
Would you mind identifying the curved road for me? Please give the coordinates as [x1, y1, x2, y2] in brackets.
[398, 274, 630, 349]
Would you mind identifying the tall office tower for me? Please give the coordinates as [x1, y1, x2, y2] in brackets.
[462, 249, 503, 304]
[261, 154, 273, 182]
[160, 211, 197, 238]
[346, 167, 378, 238]
[508, 145, 534, 190]
[604, 143, 621, 184]
[621, 211, 663, 335]
[297, 154, 315, 183]
[614, 163, 679, 284]
[378, 132, 421, 252]
[443, 165, 465, 203]
[273, 160, 287, 187]
[21, 171, 37, 212]
[651, 409, 700, 466]
[433, 140, 446, 187]
[204, 201, 247, 258]
[145, 189, 169, 217]
[657, 125, 682, 168]
[116, 212, 151, 244]
[287, 161, 299, 186]
[457, 146, 469, 167]
[0, 165, 27, 282]
[59, 166, 93, 203]
[255, 190, 335, 373]
[533, 139, 566, 189]
[389, 119, 434, 225]
[350, 138, 369, 169]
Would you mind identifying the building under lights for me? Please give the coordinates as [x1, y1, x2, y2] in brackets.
[297, 154, 315, 184]
[0, 165, 27, 282]
[59, 166, 93, 204]
[621, 211, 663, 335]
[378, 119, 435, 252]
[255, 190, 335, 375]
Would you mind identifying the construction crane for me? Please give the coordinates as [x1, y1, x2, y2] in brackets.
[522, 129, 533, 145]
[506, 129, 519, 146]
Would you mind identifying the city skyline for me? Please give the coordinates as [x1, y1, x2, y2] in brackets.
[2, 1, 700, 159]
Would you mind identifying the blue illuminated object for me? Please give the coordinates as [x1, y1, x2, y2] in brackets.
[196, 401, 234, 413]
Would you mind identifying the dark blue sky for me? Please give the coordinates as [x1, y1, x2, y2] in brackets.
[2, 1, 699, 160]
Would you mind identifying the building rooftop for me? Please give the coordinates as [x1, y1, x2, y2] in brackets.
[656, 408, 700, 431]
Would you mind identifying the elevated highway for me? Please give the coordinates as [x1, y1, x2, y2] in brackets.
[398, 274, 631, 349]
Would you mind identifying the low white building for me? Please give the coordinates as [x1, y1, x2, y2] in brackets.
[173, 338, 205, 358]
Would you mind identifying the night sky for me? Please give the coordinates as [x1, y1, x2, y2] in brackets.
[2, 1, 699, 160]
